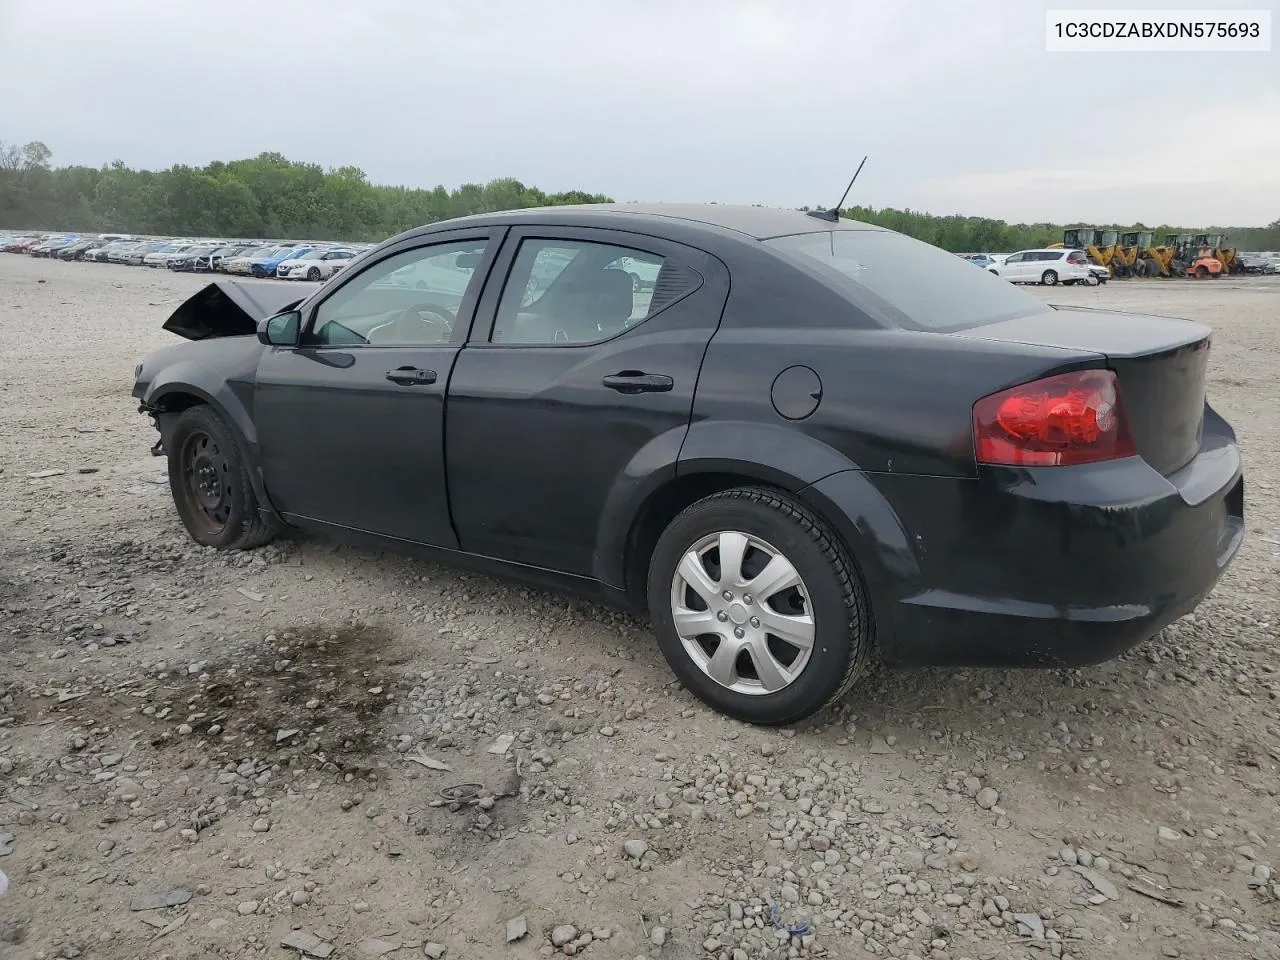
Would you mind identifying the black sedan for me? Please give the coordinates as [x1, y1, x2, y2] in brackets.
[131, 204, 1244, 725]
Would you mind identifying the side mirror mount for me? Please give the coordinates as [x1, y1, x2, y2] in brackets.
[257, 310, 301, 347]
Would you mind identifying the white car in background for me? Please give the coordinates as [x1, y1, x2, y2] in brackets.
[276, 247, 359, 281]
[143, 242, 196, 268]
[986, 248, 1093, 286]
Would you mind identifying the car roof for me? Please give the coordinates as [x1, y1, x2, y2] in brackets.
[413, 202, 888, 242]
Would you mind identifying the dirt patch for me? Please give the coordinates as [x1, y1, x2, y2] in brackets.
[132, 622, 406, 776]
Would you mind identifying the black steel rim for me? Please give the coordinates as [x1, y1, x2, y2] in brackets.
[180, 429, 232, 535]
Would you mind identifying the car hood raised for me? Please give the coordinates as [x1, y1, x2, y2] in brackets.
[162, 280, 304, 341]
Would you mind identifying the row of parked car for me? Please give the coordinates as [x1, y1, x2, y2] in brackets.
[0, 231, 376, 281]
[1238, 252, 1280, 274]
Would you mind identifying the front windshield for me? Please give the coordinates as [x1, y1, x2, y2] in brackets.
[297, 250, 328, 260]
[764, 229, 1051, 332]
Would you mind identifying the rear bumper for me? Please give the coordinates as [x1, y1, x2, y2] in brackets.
[809, 406, 1244, 668]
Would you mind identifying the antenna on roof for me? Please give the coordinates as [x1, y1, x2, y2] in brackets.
[807, 156, 868, 222]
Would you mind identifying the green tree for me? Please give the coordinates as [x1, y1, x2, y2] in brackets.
[0, 140, 612, 240]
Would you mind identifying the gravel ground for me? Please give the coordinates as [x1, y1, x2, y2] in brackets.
[1, 255, 1278, 960]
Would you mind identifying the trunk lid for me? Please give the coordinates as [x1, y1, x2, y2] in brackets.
[955, 306, 1211, 476]
[162, 281, 303, 341]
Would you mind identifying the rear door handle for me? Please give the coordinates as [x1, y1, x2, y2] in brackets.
[601, 371, 674, 394]
[385, 366, 437, 386]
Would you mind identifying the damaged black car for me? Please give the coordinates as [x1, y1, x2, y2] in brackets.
[132, 204, 1244, 725]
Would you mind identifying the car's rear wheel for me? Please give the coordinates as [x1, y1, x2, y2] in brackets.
[168, 405, 279, 550]
[647, 487, 872, 725]
[1041, 269, 1058, 285]
[307, 266, 321, 281]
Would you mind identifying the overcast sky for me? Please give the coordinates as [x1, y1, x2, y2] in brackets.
[1, 0, 1276, 225]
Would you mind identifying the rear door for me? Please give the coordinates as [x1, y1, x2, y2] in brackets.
[1036, 251, 1064, 281]
[445, 226, 729, 575]
[254, 229, 502, 547]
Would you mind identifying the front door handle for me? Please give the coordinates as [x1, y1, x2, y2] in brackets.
[601, 371, 674, 394]
[385, 366, 437, 386]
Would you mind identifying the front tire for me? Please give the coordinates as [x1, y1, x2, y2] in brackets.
[168, 406, 279, 550]
[646, 487, 872, 725]
[1041, 270, 1059, 285]
[307, 266, 321, 281]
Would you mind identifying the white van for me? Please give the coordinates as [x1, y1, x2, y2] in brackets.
[986, 248, 1094, 286]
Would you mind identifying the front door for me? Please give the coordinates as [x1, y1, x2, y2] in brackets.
[1000, 252, 1029, 281]
[1008, 252, 1039, 281]
[254, 231, 501, 547]
[445, 226, 730, 576]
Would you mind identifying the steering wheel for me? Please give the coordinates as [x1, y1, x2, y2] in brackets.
[367, 306, 453, 345]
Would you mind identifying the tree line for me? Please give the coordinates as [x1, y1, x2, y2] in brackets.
[3, 139, 1278, 252]
[0, 140, 613, 241]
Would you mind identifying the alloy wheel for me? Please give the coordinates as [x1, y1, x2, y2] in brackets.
[669, 530, 816, 695]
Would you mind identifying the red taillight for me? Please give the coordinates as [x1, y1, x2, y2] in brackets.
[973, 369, 1136, 466]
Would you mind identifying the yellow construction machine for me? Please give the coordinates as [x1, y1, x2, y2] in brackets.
[1143, 234, 1193, 277]
[1060, 228, 1119, 273]
[1116, 231, 1150, 267]
[1116, 231, 1156, 277]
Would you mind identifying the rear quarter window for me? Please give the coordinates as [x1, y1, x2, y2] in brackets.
[765, 230, 1052, 332]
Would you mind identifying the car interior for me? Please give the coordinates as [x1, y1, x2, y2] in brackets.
[493, 243, 655, 345]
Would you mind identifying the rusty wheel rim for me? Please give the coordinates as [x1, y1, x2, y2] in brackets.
[180, 429, 232, 536]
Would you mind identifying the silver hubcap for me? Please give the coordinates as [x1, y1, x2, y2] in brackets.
[670, 531, 815, 696]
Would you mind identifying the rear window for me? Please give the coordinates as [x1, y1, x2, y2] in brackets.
[764, 229, 1052, 331]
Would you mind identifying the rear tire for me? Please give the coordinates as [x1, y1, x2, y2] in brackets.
[168, 405, 280, 550]
[1041, 270, 1058, 286]
[646, 487, 872, 725]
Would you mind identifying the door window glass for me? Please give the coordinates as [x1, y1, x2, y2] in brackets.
[307, 240, 488, 347]
[492, 239, 665, 345]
